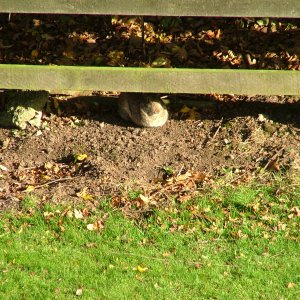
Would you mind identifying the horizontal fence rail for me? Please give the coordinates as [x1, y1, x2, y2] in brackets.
[1, 0, 300, 17]
[1, 65, 300, 95]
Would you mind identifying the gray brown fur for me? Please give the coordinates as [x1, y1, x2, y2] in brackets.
[118, 93, 168, 127]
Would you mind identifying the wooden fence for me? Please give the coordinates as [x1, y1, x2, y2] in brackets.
[1, 0, 300, 95]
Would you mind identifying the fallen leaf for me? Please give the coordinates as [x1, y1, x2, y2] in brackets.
[76, 188, 94, 201]
[135, 265, 148, 273]
[287, 282, 296, 288]
[151, 56, 171, 68]
[268, 160, 280, 172]
[137, 194, 149, 205]
[74, 209, 83, 219]
[82, 208, 90, 217]
[176, 172, 192, 182]
[74, 154, 88, 162]
[44, 162, 53, 170]
[1, 138, 10, 149]
[75, 288, 83, 296]
[0, 164, 8, 171]
[291, 206, 300, 217]
[178, 194, 191, 203]
[67, 210, 73, 218]
[43, 211, 54, 219]
[87, 220, 105, 231]
[31, 49, 39, 58]
[194, 262, 202, 269]
[87, 223, 94, 231]
[25, 185, 35, 193]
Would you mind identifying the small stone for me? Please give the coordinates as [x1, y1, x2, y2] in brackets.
[0, 90, 49, 129]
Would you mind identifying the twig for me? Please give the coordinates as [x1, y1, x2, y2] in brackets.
[176, 165, 184, 177]
[262, 147, 284, 172]
[23, 177, 74, 191]
[18, 166, 38, 171]
[211, 117, 223, 141]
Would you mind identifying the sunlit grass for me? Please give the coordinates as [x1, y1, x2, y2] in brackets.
[0, 184, 299, 299]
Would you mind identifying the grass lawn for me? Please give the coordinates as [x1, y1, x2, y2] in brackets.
[0, 183, 299, 299]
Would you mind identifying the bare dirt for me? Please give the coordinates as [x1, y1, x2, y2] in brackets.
[1, 93, 300, 210]
[1, 15, 300, 210]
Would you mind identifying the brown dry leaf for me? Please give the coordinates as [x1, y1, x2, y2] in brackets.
[191, 172, 207, 184]
[175, 172, 192, 182]
[206, 30, 215, 38]
[267, 160, 280, 171]
[86, 37, 96, 44]
[112, 196, 125, 208]
[137, 194, 149, 205]
[82, 208, 90, 217]
[194, 262, 202, 269]
[56, 207, 69, 220]
[178, 194, 191, 203]
[151, 56, 171, 68]
[215, 29, 222, 39]
[87, 220, 104, 231]
[87, 214, 108, 231]
[31, 49, 39, 58]
[287, 282, 296, 288]
[290, 206, 300, 217]
[277, 222, 287, 231]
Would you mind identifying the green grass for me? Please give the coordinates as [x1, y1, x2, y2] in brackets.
[0, 184, 299, 299]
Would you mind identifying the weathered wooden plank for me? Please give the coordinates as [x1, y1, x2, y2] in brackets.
[0, 64, 299, 95]
[1, 0, 300, 17]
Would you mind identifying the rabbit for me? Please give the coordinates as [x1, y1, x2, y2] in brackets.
[118, 93, 168, 127]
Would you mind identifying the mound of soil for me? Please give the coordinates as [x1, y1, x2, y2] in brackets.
[1, 93, 300, 210]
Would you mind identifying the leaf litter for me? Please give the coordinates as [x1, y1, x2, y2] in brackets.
[0, 15, 300, 241]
